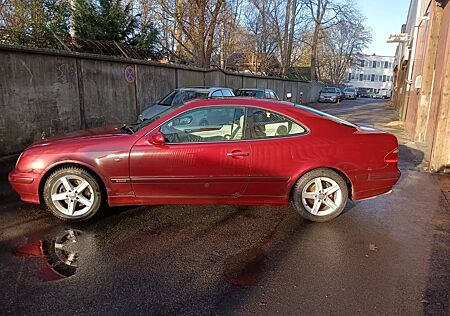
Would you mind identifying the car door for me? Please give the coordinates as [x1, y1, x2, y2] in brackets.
[243, 107, 308, 197]
[129, 106, 251, 198]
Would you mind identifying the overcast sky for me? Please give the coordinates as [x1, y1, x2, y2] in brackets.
[355, 0, 411, 56]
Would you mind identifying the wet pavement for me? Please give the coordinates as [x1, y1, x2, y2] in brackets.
[0, 98, 449, 315]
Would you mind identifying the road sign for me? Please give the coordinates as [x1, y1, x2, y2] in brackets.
[387, 33, 410, 43]
[124, 66, 135, 83]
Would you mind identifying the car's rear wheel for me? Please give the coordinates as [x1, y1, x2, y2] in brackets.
[292, 168, 348, 222]
[43, 167, 102, 222]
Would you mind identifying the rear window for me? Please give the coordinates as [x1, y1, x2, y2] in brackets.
[322, 88, 336, 93]
[160, 90, 209, 106]
[296, 105, 357, 128]
[236, 90, 265, 98]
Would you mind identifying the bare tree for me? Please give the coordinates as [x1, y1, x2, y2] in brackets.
[305, 0, 348, 81]
[155, 0, 225, 67]
[316, 15, 371, 84]
[249, 0, 305, 77]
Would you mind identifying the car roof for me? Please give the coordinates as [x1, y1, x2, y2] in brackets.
[181, 98, 320, 118]
[236, 88, 268, 91]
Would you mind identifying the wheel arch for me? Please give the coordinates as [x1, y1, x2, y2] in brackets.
[38, 162, 108, 204]
[289, 166, 354, 200]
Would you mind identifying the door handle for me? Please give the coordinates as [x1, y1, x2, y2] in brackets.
[227, 151, 250, 157]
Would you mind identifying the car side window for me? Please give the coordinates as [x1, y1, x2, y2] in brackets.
[160, 107, 246, 143]
[269, 91, 277, 99]
[211, 90, 223, 97]
[246, 108, 306, 139]
[221, 89, 233, 97]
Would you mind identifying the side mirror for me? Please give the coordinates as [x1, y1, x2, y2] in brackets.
[148, 131, 165, 145]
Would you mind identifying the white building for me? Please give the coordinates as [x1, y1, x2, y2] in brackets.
[346, 54, 395, 94]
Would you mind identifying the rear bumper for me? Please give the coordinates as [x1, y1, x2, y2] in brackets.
[351, 168, 401, 201]
[8, 169, 41, 204]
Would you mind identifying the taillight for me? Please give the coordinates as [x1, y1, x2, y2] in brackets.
[384, 148, 399, 163]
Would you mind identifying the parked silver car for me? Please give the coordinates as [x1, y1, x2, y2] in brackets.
[319, 87, 342, 103]
[343, 87, 357, 99]
[138, 87, 235, 121]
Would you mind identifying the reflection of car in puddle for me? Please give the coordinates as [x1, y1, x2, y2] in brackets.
[15, 229, 81, 281]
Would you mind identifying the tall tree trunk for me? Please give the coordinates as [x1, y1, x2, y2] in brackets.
[309, 0, 328, 81]
[174, 0, 183, 57]
[285, 0, 297, 77]
[280, 0, 291, 77]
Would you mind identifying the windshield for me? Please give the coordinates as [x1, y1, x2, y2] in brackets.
[122, 106, 178, 134]
[344, 88, 355, 92]
[322, 88, 336, 93]
[159, 90, 209, 106]
[236, 90, 265, 98]
[296, 105, 357, 128]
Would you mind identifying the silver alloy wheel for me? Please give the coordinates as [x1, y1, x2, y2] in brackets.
[50, 175, 94, 216]
[301, 176, 343, 217]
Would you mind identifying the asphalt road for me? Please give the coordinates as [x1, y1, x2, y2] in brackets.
[0, 98, 449, 315]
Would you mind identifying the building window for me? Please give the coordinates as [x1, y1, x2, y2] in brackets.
[383, 75, 387, 82]
[371, 74, 375, 81]
[372, 61, 376, 68]
[348, 72, 352, 81]
[359, 73, 363, 81]
[384, 61, 389, 68]
[360, 60, 365, 67]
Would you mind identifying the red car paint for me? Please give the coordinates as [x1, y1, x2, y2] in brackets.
[9, 98, 400, 208]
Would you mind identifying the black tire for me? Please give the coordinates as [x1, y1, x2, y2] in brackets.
[291, 168, 348, 222]
[43, 166, 103, 222]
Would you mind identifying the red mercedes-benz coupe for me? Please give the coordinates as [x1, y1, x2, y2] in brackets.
[9, 98, 400, 222]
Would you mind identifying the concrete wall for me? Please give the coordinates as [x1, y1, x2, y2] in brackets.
[0, 46, 323, 156]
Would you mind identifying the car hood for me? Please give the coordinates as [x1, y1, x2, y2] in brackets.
[28, 125, 125, 148]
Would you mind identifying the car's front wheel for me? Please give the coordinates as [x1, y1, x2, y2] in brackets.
[43, 166, 102, 221]
[292, 168, 348, 222]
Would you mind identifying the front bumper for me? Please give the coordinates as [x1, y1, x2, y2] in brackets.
[319, 97, 337, 102]
[8, 169, 41, 204]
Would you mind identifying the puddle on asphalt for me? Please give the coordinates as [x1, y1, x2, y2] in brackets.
[14, 229, 81, 281]
[223, 247, 267, 288]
